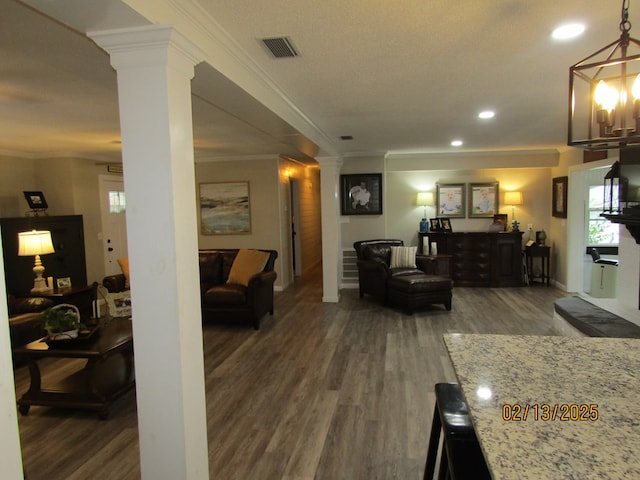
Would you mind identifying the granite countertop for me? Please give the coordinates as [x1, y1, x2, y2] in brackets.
[443, 333, 640, 480]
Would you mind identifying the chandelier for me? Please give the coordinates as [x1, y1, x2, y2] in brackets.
[568, 0, 640, 149]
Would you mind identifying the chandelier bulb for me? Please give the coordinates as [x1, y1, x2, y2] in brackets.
[595, 80, 618, 112]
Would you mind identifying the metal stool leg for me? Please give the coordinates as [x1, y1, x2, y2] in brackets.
[425, 383, 489, 480]
[423, 401, 442, 479]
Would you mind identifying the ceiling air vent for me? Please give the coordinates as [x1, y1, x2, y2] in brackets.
[261, 37, 297, 58]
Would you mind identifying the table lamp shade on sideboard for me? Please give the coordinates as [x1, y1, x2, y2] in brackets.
[18, 230, 55, 293]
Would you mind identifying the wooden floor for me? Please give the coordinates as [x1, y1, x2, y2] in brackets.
[14, 269, 576, 480]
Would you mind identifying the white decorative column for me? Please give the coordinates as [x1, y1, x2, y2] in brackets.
[89, 26, 208, 479]
[317, 156, 343, 302]
[0, 252, 24, 480]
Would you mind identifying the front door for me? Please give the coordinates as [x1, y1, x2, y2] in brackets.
[99, 175, 128, 277]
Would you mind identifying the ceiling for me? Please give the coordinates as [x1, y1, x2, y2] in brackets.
[0, 0, 629, 163]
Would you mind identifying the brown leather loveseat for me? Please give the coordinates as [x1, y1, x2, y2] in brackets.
[102, 249, 278, 329]
[199, 248, 278, 329]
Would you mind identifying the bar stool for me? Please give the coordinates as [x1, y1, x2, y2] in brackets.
[423, 383, 491, 480]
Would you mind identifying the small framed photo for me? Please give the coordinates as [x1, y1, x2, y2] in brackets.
[56, 277, 72, 289]
[493, 213, 508, 225]
[436, 183, 465, 218]
[106, 291, 132, 318]
[490, 213, 508, 232]
[23, 191, 48, 210]
[468, 182, 499, 218]
[552, 176, 568, 218]
[429, 218, 441, 231]
[440, 217, 453, 232]
[340, 173, 383, 215]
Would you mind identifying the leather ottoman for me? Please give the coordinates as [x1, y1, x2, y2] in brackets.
[387, 273, 453, 314]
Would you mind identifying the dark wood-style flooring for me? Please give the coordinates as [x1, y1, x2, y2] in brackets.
[14, 268, 576, 479]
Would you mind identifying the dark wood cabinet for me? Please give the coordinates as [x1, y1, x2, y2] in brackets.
[422, 231, 524, 287]
[1, 215, 87, 296]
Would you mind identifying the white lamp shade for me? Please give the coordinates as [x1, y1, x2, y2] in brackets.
[504, 191, 523, 206]
[417, 192, 434, 206]
[18, 230, 55, 256]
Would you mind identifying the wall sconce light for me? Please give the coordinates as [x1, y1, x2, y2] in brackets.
[504, 191, 523, 231]
[18, 230, 55, 293]
[603, 161, 621, 214]
[417, 192, 434, 232]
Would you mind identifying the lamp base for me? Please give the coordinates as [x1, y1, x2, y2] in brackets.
[419, 218, 429, 233]
[31, 277, 51, 294]
[31, 256, 52, 293]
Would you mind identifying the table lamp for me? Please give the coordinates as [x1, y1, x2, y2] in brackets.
[504, 191, 523, 231]
[417, 192, 434, 232]
[18, 230, 55, 293]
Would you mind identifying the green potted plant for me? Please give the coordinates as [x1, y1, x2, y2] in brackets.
[38, 304, 85, 340]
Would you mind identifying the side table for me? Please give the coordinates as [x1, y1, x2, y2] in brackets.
[525, 245, 550, 286]
[30, 284, 97, 320]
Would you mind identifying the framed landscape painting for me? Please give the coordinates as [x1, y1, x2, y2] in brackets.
[199, 182, 251, 235]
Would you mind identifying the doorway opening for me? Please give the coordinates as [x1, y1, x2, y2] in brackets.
[290, 178, 302, 278]
[98, 175, 128, 277]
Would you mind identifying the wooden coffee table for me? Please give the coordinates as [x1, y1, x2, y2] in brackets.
[14, 316, 134, 419]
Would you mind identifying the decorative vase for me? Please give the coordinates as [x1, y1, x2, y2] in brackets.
[419, 218, 429, 233]
[538, 229, 547, 245]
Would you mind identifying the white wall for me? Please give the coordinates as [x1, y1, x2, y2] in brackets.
[340, 150, 558, 258]
[384, 167, 552, 249]
[0, 154, 36, 217]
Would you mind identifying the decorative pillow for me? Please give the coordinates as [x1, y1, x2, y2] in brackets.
[227, 249, 270, 287]
[117, 258, 130, 288]
[106, 291, 132, 318]
[389, 246, 417, 268]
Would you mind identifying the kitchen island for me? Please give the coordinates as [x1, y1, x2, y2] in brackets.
[444, 333, 640, 479]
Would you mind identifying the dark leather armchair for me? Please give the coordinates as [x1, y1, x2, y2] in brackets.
[353, 239, 436, 303]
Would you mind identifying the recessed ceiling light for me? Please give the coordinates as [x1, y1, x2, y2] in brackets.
[478, 110, 495, 119]
[552, 23, 585, 40]
[451, 140, 463, 147]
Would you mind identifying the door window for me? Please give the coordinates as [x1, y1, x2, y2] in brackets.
[109, 191, 126, 214]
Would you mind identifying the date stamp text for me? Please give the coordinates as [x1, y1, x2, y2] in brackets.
[501, 403, 599, 421]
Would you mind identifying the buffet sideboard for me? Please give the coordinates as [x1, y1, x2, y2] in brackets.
[420, 231, 524, 287]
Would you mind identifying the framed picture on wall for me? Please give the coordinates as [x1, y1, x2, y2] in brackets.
[436, 183, 465, 218]
[23, 191, 48, 210]
[468, 182, 499, 218]
[199, 182, 251, 235]
[340, 173, 383, 215]
[552, 176, 568, 218]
